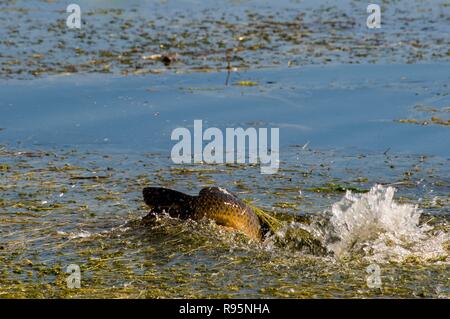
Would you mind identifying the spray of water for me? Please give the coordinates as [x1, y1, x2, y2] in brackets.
[267, 185, 449, 263]
[324, 185, 449, 263]
[59, 185, 448, 264]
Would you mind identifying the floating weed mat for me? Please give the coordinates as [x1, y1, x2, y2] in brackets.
[306, 182, 368, 194]
[396, 105, 450, 127]
[0, 146, 449, 298]
[1, 1, 450, 79]
[244, 200, 327, 255]
[244, 200, 283, 233]
[396, 117, 450, 126]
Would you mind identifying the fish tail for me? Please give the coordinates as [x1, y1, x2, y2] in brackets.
[142, 187, 193, 218]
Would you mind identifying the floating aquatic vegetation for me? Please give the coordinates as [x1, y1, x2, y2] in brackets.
[244, 200, 283, 233]
[397, 117, 450, 126]
[235, 81, 258, 86]
[0, 145, 448, 298]
[1, 1, 449, 79]
[306, 183, 367, 194]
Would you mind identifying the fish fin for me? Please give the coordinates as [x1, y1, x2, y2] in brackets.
[142, 187, 193, 218]
[199, 187, 238, 199]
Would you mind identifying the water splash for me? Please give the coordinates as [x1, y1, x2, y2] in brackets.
[265, 185, 449, 263]
[264, 221, 327, 255]
[57, 229, 92, 239]
[324, 185, 449, 263]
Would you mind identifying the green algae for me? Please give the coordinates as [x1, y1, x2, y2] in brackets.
[397, 117, 450, 126]
[306, 183, 367, 194]
[0, 145, 448, 298]
[235, 80, 258, 87]
[244, 200, 283, 233]
[1, 1, 450, 80]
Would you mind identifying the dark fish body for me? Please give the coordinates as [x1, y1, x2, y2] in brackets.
[142, 187, 263, 241]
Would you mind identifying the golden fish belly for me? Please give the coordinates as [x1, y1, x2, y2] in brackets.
[142, 186, 263, 241]
[192, 189, 262, 241]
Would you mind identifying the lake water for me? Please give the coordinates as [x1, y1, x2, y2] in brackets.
[0, 0, 449, 298]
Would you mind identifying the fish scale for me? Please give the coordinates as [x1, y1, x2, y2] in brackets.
[143, 187, 263, 241]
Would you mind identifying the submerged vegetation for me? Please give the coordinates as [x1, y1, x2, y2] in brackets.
[0, 0, 449, 300]
[244, 200, 283, 233]
[0, 0, 449, 79]
[396, 104, 450, 127]
[0, 146, 448, 298]
[397, 117, 450, 126]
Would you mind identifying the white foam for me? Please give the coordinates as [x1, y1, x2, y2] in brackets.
[325, 185, 449, 263]
[57, 229, 92, 239]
